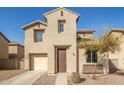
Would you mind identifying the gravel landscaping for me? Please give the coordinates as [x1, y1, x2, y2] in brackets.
[68, 70, 124, 85]
[33, 74, 57, 85]
[0, 70, 27, 81]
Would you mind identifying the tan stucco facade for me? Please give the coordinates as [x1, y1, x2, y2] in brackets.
[9, 44, 24, 59]
[109, 31, 124, 69]
[24, 8, 79, 74]
[0, 33, 9, 59]
[24, 23, 47, 70]
[8, 42, 24, 69]
[77, 31, 96, 73]
[44, 8, 79, 73]
[77, 30, 95, 40]
[23, 8, 124, 74]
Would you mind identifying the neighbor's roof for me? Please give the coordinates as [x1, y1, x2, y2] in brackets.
[43, 7, 80, 17]
[0, 32, 10, 42]
[111, 28, 124, 32]
[22, 20, 47, 30]
[77, 29, 96, 33]
[109, 28, 124, 35]
[9, 41, 24, 47]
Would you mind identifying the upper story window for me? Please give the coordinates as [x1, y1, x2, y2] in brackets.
[86, 51, 97, 63]
[34, 30, 44, 42]
[58, 20, 65, 33]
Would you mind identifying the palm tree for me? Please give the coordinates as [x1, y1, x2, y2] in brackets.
[77, 31, 121, 79]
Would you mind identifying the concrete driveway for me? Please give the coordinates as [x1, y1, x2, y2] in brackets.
[0, 70, 46, 85]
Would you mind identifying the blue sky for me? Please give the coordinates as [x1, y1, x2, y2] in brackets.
[1, 7, 124, 45]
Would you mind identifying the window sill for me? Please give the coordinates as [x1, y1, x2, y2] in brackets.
[83, 63, 102, 66]
[34, 42, 43, 43]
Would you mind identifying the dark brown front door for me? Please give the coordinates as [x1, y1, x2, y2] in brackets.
[57, 48, 66, 72]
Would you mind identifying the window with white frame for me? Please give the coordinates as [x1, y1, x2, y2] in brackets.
[86, 51, 97, 63]
[58, 20, 65, 33]
[34, 31, 43, 42]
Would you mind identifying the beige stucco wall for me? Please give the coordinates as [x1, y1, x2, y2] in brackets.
[17, 46, 24, 59]
[9, 45, 24, 69]
[45, 9, 78, 73]
[9, 45, 24, 59]
[24, 23, 47, 69]
[9, 45, 18, 54]
[78, 48, 86, 73]
[109, 31, 124, 69]
[24, 8, 78, 74]
[0, 35, 8, 59]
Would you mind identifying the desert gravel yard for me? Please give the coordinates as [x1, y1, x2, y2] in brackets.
[33, 74, 57, 85]
[68, 70, 124, 85]
[0, 70, 27, 82]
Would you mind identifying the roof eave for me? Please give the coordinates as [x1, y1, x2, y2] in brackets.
[22, 20, 47, 30]
[0, 32, 10, 42]
[43, 7, 80, 17]
[77, 29, 96, 33]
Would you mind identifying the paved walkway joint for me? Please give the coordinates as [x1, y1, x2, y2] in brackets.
[55, 73, 68, 85]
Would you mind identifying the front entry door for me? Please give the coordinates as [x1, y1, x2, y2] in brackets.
[57, 48, 66, 72]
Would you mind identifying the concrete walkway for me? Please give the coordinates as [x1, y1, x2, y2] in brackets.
[0, 70, 46, 85]
[55, 73, 68, 85]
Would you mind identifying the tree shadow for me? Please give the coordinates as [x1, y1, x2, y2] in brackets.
[113, 71, 124, 76]
[109, 59, 120, 73]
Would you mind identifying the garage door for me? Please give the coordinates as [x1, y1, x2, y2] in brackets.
[30, 54, 48, 71]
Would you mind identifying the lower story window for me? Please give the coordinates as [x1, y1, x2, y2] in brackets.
[86, 51, 97, 63]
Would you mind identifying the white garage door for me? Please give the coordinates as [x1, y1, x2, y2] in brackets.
[34, 56, 48, 71]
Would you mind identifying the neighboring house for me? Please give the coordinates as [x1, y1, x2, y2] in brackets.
[109, 29, 124, 71]
[77, 29, 95, 43]
[0, 32, 9, 60]
[0, 32, 24, 70]
[23, 7, 98, 74]
[0, 32, 9, 69]
[8, 41, 24, 69]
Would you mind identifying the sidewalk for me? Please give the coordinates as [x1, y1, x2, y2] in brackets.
[55, 73, 68, 85]
[0, 70, 46, 85]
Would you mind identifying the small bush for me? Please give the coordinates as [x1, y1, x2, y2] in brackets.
[71, 72, 86, 83]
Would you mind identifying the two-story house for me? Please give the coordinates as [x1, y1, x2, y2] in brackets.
[23, 8, 100, 74]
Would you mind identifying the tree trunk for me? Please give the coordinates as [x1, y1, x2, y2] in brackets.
[92, 54, 106, 79]
[106, 52, 109, 74]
